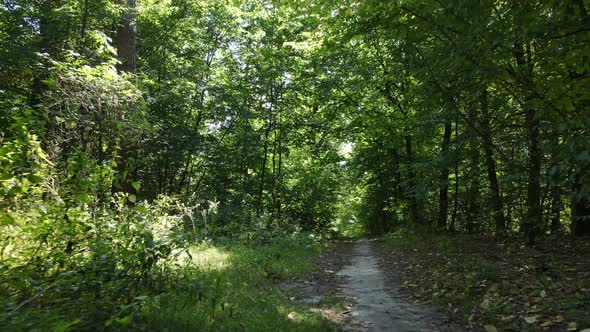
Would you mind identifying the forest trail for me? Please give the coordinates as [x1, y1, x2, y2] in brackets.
[337, 239, 449, 331]
[284, 239, 459, 331]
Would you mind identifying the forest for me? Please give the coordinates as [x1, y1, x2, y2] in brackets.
[0, 0, 589, 331]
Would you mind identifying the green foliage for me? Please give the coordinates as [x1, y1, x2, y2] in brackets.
[122, 235, 331, 331]
[1, 0, 588, 329]
[0, 113, 49, 212]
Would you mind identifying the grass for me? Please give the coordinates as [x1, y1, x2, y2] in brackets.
[2, 235, 338, 331]
[132, 235, 337, 331]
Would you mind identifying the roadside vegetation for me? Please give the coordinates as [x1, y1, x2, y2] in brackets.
[3, 233, 335, 331]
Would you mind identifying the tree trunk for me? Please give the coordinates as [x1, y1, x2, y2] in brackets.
[549, 186, 562, 234]
[571, 172, 590, 236]
[480, 89, 505, 236]
[437, 120, 452, 231]
[80, 0, 89, 45]
[523, 107, 542, 243]
[116, 0, 137, 73]
[276, 119, 283, 220]
[512, 39, 542, 243]
[548, 133, 562, 235]
[30, 0, 61, 108]
[270, 126, 278, 219]
[572, 199, 590, 236]
[256, 118, 273, 217]
[405, 135, 421, 225]
[466, 106, 481, 234]
[450, 120, 459, 233]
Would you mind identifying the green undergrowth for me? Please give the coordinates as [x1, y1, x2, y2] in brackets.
[3, 235, 337, 331]
[135, 235, 335, 331]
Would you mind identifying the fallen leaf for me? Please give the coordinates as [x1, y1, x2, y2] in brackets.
[484, 324, 497, 332]
[524, 316, 538, 324]
[480, 298, 491, 310]
[567, 322, 577, 331]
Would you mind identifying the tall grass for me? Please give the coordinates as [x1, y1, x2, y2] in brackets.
[134, 235, 336, 331]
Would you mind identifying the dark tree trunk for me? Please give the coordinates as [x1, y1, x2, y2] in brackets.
[572, 200, 590, 236]
[466, 106, 481, 234]
[437, 120, 452, 231]
[116, 0, 137, 73]
[523, 107, 542, 243]
[270, 126, 278, 219]
[80, 0, 89, 45]
[480, 89, 505, 236]
[549, 186, 562, 234]
[30, 0, 61, 108]
[450, 120, 459, 233]
[572, 172, 590, 236]
[110, 0, 138, 197]
[405, 135, 421, 225]
[512, 39, 542, 243]
[466, 153, 481, 233]
[548, 133, 562, 235]
[276, 119, 283, 220]
[256, 118, 273, 218]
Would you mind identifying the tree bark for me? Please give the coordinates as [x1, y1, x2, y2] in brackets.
[572, 172, 590, 236]
[116, 0, 137, 73]
[547, 133, 562, 234]
[256, 117, 273, 218]
[572, 199, 590, 236]
[479, 89, 505, 236]
[512, 38, 542, 243]
[450, 120, 459, 233]
[437, 120, 452, 231]
[276, 116, 283, 220]
[523, 106, 542, 243]
[405, 134, 421, 225]
[466, 105, 481, 234]
[549, 185, 562, 234]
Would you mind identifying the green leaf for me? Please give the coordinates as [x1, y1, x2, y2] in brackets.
[76, 193, 93, 204]
[131, 181, 140, 191]
[28, 174, 44, 184]
[51, 319, 80, 332]
[115, 315, 133, 326]
[0, 211, 15, 226]
[8, 186, 23, 195]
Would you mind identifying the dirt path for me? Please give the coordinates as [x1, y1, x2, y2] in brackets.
[338, 239, 447, 331]
[281, 239, 461, 331]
